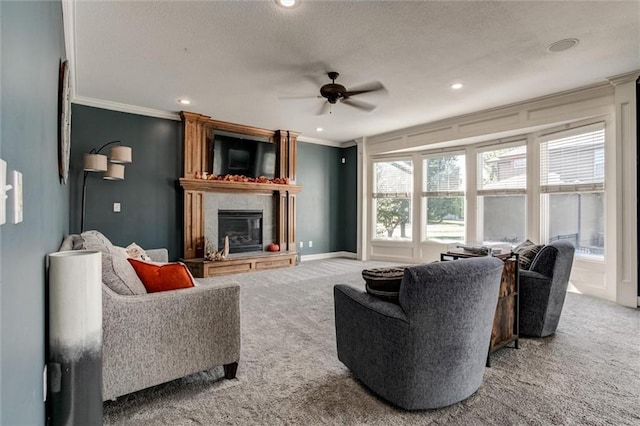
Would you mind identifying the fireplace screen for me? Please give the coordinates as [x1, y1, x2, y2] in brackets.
[218, 210, 263, 253]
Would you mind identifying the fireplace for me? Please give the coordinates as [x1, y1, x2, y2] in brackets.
[218, 210, 263, 253]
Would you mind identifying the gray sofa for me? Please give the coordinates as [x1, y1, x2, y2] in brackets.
[334, 257, 504, 410]
[519, 239, 575, 337]
[59, 231, 241, 400]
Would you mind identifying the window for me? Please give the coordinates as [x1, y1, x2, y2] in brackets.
[373, 160, 413, 240]
[422, 153, 465, 242]
[477, 143, 527, 244]
[540, 123, 605, 256]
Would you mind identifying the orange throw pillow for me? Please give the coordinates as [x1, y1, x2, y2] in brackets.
[127, 259, 195, 293]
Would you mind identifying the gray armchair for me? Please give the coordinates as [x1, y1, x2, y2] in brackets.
[519, 239, 575, 337]
[334, 257, 504, 410]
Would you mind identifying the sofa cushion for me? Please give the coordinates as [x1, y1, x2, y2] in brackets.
[77, 231, 147, 295]
[102, 250, 148, 295]
[362, 267, 405, 303]
[514, 240, 544, 270]
[80, 230, 114, 253]
[127, 259, 195, 293]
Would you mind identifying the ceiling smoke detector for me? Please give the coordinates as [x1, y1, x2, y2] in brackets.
[547, 38, 579, 53]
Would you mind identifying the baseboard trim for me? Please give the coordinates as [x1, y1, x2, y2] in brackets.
[300, 251, 357, 262]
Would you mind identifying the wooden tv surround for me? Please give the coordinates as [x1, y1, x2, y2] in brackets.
[179, 111, 301, 277]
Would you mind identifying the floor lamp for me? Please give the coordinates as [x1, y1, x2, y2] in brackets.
[81, 140, 132, 232]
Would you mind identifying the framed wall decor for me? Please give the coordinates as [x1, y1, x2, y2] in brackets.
[58, 59, 71, 184]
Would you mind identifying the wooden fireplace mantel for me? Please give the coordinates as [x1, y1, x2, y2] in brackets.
[179, 178, 302, 195]
[179, 112, 301, 276]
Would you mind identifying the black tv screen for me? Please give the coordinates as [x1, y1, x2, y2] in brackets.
[209, 135, 277, 179]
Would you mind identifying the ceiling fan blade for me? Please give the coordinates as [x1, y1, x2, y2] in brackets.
[341, 98, 377, 112]
[343, 81, 385, 98]
[315, 101, 331, 115]
[278, 94, 319, 100]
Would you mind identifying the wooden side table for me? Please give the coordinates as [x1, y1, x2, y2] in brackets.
[440, 251, 519, 366]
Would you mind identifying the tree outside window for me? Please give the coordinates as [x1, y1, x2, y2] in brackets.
[373, 160, 412, 240]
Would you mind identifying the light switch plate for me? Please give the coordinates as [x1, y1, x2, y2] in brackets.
[0, 159, 12, 225]
[12, 171, 23, 224]
[113, 202, 121, 213]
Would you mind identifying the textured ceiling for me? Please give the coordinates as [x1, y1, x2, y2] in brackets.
[72, 1, 640, 144]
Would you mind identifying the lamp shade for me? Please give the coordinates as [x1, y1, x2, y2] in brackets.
[83, 154, 108, 172]
[103, 163, 125, 180]
[109, 146, 132, 164]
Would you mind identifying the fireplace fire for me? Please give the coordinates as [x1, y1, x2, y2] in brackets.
[218, 210, 263, 253]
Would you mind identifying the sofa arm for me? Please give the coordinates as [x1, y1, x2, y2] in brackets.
[146, 248, 168, 263]
[102, 281, 240, 400]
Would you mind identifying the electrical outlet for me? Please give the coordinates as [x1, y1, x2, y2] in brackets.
[113, 202, 121, 213]
[299, 241, 303, 248]
[341, 157, 346, 164]
[308, 240, 313, 248]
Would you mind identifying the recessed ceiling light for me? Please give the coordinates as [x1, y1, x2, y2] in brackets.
[275, 0, 299, 8]
[451, 83, 463, 90]
[316, 127, 323, 132]
[547, 38, 579, 53]
[178, 99, 191, 105]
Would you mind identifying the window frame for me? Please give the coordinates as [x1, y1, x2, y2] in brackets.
[370, 157, 414, 242]
[538, 122, 606, 258]
[475, 140, 528, 244]
[421, 150, 466, 243]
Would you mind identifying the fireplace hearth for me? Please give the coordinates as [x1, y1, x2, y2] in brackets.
[218, 210, 263, 253]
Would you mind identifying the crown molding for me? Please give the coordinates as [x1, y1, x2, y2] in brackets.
[297, 135, 356, 148]
[61, 0, 77, 98]
[72, 96, 181, 121]
[607, 70, 640, 86]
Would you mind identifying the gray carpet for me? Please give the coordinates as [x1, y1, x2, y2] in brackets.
[104, 258, 640, 425]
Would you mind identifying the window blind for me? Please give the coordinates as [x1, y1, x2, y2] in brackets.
[476, 143, 527, 195]
[539, 124, 605, 193]
[372, 160, 412, 198]
[422, 153, 465, 197]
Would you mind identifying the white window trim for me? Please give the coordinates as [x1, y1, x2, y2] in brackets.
[370, 157, 414, 243]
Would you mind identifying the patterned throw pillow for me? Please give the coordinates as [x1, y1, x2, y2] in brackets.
[514, 240, 544, 270]
[362, 267, 406, 303]
[126, 242, 151, 261]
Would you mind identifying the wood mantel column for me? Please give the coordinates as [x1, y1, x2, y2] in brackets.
[275, 190, 297, 252]
[180, 112, 209, 178]
[275, 130, 299, 182]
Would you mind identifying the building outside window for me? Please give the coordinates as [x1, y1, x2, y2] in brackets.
[422, 152, 465, 242]
[372, 160, 413, 240]
[477, 143, 527, 244]
[540, 123, 605, 256]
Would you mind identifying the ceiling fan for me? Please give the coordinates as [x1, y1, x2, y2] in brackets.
[283, 71, 386, 115]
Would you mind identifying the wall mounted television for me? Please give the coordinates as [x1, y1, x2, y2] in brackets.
[207, 133, 277, 179]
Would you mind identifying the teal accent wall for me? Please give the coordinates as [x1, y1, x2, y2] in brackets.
[296, 142, 357, 255]
[69, 109, 360, 260]
[338, 145, 358, 253]
[0, 1, 68, 424]
[70, 105, 182, 259]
